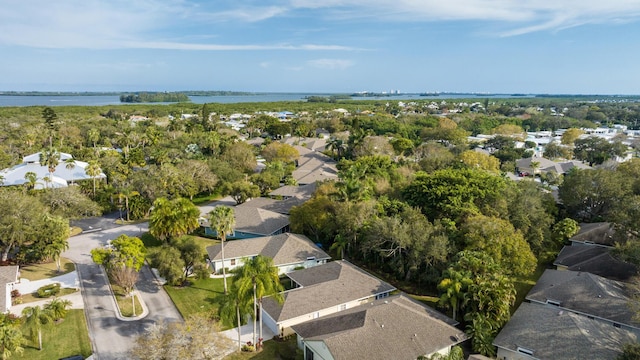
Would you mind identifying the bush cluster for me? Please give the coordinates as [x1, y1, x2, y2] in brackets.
[36, 283, 61, 298]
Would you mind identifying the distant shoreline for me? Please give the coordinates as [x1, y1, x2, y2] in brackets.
[0, 91, 638, 98]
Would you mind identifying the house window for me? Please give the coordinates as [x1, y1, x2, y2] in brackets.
[614, 323, 621, 328]
[339, 304, 347, 311]
[230, 259, 236, 266]
[313, 312, 320, 319]
[305, 346, 315, 360]
[375, 292, 389, 300]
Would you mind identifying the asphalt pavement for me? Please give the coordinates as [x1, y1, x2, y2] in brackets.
[63, 223, 183, 360]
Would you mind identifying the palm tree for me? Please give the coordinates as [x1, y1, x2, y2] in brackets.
[218, 284, 252, 353]
[21, 306, 52, 351]
[85, 160, 102, 196]
[23, 172, 37, 191]
[44, 298, 72, 321]
[117, 188, 140, 222]
[39, 149, 60, 189]
[438, 269, 472, 322]
[208, 206, 235, 294]
[64, 158, 76, 185]
[149, 197, 200, 242]
[87, 128, 100, 154]
[233, 255, 284, 349]
[0, 322, 23, 360]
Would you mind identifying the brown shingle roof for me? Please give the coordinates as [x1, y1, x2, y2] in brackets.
[292, 294, 466, 360]
[206, 233, 329, 266]
[262, 261, 396, 322]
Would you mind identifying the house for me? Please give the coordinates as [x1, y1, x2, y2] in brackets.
[553, 245, 637, 281]
[515, 156, 591, 176]
[206, 233, 330, 275]
[292, 146, 338, 185]
[291, 294, 466, 360]
[269, 183, 316, 201]
[569, 222, 616, 247]
[493, 302, 640, 360]
[200, 200, 290, 240]
[0, 266, 19, 313]
[526, 269, 640, 330]
[0, 152, 106, 189]
[261, 261, 396, 337]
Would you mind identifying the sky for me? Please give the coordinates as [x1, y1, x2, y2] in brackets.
[1, 0, 640, 94]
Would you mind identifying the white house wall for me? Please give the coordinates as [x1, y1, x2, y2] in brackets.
[3, 284, 10, 313]
[212, 258, 327, 275]
[276, 297, 374, 336]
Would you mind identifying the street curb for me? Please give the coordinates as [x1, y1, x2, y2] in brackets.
[98, 265, 149, 321]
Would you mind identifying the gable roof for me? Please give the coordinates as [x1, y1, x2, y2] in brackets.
[0, 266, 19, 313]
[206, 233, 329, 265]
[292, 148, 338, 185]
[570, 222, 616, 247]
[493, 302, 640, 360]
[263, 261, 396, 323]
[198, 198, 290, 236]
[269, 183, 317, 199]
[526, 269, 639, 328]
[291, 294, 465, 360]
[554, 245, 637, 281]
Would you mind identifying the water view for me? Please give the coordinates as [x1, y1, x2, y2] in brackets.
[0, 93, 532, 107]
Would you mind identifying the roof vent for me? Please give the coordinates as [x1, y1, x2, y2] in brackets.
[381, 324, 384, 328]
[558, 311, 563, 316]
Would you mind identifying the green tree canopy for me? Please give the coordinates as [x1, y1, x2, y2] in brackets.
[149, 197, 200, 241]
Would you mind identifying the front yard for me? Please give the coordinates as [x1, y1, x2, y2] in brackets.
[14, 309, 92, 360]
[164, 276, 226, 320]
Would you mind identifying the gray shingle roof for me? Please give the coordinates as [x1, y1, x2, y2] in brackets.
[494, 302, 640, 360]
[291, 294, 466, 360]
[269, 183, 317, 199]
[262, 261, 396, 322]
[554, 245, 637, 281]
[292, 149, 338, 185]
[569, 222, 615, 246]
[0, 266, 19, 313]
[526, 269, 639, 328]
[234, 202, 289, 235]
[206, 233, 329, 266]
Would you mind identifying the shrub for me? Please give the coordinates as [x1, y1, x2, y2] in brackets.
[242, 344, 255, 352]
[10, 289, 20, 298]
[36, 283, 61, 298]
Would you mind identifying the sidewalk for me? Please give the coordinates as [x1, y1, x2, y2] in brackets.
[221, 320, 277, 347]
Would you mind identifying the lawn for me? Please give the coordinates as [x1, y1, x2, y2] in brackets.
[19, 258, 75, 281]
[164, 276, 226, 320]
[15, 309, 92, 360]
[18, 288, 78, 305]
[513, 251, 556, 313]
[112, 284, 143, 317]
[224, 336, 301, 360]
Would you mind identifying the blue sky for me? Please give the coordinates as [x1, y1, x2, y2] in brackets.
[1, 0, 639, 94]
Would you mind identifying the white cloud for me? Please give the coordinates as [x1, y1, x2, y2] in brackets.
[308, 59, 354, 70]
[2, 0, 640, 52]
[289, 0, 640, 35]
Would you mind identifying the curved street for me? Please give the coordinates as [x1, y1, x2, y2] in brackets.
[63, 222, 183, 360]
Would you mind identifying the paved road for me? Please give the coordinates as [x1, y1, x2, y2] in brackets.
[64, 223, 183, 360]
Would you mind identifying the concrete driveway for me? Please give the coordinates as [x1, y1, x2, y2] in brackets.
[64, 223, 183, 360]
